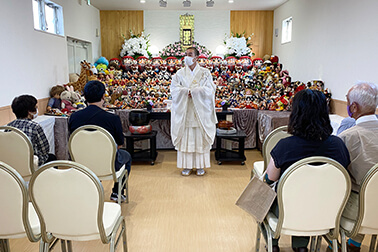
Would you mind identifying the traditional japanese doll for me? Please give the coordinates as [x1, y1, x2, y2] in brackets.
[210, 56, 223, 71]
[239, 56, 252, 72]
[197, 55, 208, 67]
[234, 61, 243, 74]
[122, 56, 134, 72]
[226, 56, 237, 72]
[158, 62, 171, 81]
[252, 58, 264, 69]
[136, 56, 148, 73]
[220, 60, 229, 81]
[144, 60, 154, 78]
[109, 58, 122, 70]
[166, 56, 177, 73]
[152, 57, 163, 73]
[175, 59, 183, 71]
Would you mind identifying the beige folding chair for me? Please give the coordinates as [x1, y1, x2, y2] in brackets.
[255, 156, 351, 252]
[69, 125, 128, 204]
[339, 163, 378, 252]
[29, 160, 127, 252]
[0, 126, 38, 180]
[0, 161, 43, 252]
[252, 125, 290, 178]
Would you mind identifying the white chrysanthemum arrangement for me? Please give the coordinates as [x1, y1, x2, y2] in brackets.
[224, 32, 254, 58]
[120, 30, 151, 58]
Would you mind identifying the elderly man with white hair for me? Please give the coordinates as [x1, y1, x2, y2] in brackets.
[336, 82, 378, 252]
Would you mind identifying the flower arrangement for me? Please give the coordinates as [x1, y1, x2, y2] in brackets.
[221, 100, 230, 106]
[145, 99, 154, 106]
[159, 41, 212, 58]
[120, 30, 151, 58]
[224, 32, 254, 58]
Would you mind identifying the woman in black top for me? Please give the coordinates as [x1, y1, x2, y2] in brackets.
[265, 89, 350, 252]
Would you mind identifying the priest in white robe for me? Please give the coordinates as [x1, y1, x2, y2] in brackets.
[170, 47, 217, 176]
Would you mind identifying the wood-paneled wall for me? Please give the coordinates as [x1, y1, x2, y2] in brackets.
[230, 11, 273, 59]
[100, 11, 144, 60]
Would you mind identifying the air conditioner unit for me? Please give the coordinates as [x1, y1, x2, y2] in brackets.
[183, 0, 191, 7]
[159, 0, 167, 7]
[206, 0, 214, 7]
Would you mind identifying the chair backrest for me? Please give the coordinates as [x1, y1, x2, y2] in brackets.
[0, 161, 40, 242]
[275, 156, 351, 238]
[29, 160, 109, 243]
[69, 125, 117, 180]
[0, 126, 35, 179]
[262, 125, 290, 170]
[353, 163, 378, 235]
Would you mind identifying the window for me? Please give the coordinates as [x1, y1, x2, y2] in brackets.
[32, 0, 64, 36]
[281, 16, 292, 44]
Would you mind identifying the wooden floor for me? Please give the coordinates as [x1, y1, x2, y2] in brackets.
[9, 150, 371, 251]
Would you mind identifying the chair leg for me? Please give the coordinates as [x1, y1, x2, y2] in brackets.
[122, 219, 128, 252]
[67, 240, 73, 252]
[60, 239, 67, 252]
[263, 222, 273, 252]
[309, 236, 316, 252]
[332, 238, 338, 252]
[340, 230, 347, 252]
[315, 236, 322, 252]
[255, 223, 261, 252]
[370, 235, 377, 252]
[0, 239, 10, 252]
[125, 176, 129, 203]
[2, 239, 10, 252]
[118, 177, 122, 204]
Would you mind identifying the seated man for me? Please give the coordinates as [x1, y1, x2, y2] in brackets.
[68, 80, 131, 202]
[338, 82, 378, 252]
[8, 95, 56, 166]
[337, 114, 378, 135]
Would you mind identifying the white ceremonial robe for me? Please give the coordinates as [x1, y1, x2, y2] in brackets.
[170, 64, 217, 169]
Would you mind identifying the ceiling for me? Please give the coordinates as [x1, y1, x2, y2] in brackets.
[89, 0, 288, 11]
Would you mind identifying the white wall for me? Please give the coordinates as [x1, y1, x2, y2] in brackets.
[273, 0, 378, 101]
[0, 0, 100, 107]
[145, 10, 230, 56]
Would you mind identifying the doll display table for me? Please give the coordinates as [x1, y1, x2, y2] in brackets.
[215, 129, 246, 165]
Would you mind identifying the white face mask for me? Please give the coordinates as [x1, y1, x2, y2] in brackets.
[33, 108, 38, 119]
[184, 56, 195, 66]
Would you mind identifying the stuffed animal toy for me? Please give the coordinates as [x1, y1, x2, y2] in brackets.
[66, 60, 92, 93]
[60, 86, 81, 113]
[47, 85, 65, 112]
[94, 57, 109, 73]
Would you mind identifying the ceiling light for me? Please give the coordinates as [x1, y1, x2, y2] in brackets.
[159, 0, 167, 7]
[140, 0, 145, 3]
[206, 0, 214, 7]
[183, 0, 191, 7]
[228, 0, 234, 3]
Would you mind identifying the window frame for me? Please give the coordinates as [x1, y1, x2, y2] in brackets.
[32, 0, 64, 36]
[281, 16, 292, 44]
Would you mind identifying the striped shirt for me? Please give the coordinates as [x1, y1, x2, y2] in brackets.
[7, 119, 49, 166]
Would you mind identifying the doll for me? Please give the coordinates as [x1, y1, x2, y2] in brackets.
[47, 85, 65, 112]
